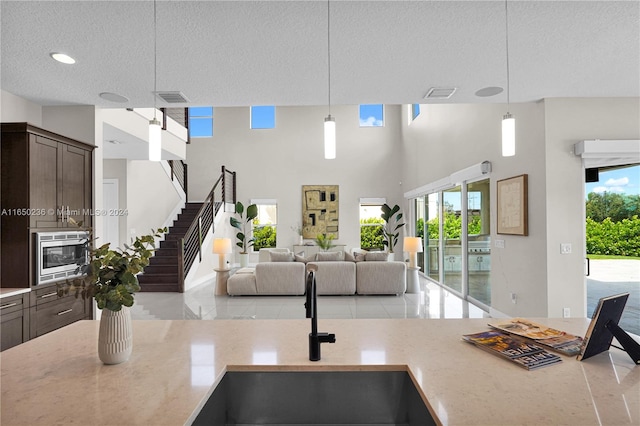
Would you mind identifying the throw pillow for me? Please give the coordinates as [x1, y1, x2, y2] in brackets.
[315, 251, 342, 262]
[353, 251, 367, 262]
[344, 252, 355, 262]
[294, 251, 308, 263]
[365, 252, 390, 262]
[270, 251, 294, 262]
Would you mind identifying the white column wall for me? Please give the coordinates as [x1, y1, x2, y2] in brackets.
[543, 97, 640, 318]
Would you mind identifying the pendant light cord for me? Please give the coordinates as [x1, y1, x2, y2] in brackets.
[327, 0, 331, 114]
[153, 0, 158, 120]
[505, 0, 510, 109]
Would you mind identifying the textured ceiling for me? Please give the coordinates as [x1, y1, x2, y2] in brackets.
[1, 0, 639, 109]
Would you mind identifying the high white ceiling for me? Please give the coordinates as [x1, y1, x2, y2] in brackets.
[1, 0, 639, 109]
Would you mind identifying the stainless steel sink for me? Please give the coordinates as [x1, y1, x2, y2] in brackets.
[190, 370, 436, 426]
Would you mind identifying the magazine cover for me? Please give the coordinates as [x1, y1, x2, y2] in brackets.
[488, 318, 584, 356]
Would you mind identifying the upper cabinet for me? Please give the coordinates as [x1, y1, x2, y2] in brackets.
[28, 134, 92, 228]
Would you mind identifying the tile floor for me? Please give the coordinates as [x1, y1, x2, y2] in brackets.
[131, 275, 490, 321]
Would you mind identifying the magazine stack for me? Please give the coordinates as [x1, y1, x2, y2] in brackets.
[462, 330, 563, 370]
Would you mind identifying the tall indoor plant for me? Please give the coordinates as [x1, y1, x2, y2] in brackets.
[381, 203, 405, 258]
[230, 201, 258, 267]
[59, 222, 166, 364]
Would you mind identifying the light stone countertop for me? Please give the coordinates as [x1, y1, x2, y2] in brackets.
[1, 318, 638, 425]
[0, 287, 30, 298]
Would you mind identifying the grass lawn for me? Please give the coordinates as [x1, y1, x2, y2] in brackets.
[587, 254, 640, 260]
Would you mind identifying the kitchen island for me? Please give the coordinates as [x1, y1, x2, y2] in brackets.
[1, 318, 638, 425]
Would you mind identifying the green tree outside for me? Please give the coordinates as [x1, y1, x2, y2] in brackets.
[360, 217, 384, 249]
[253, 225, 276, 250]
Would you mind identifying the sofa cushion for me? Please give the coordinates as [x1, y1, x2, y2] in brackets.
[294, 251, 309, 263]
[315, 251, 344, 261]
[259, 248, 291, 263]
[255, 262, 305, 295]
[344, 251, 355, 262]
[307, 261, 356, 295]
[365, 252, 390, 262]
[270, 251, 295, 262]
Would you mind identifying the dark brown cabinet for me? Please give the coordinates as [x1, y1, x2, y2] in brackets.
[1, 123, 94, 289]
[1, 123, 94, 346]
[29, 283, 91, 338]
[0, 293, 30, 351]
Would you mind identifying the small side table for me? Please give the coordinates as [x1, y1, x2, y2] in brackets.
[406, 266, 420, 293]
[214, 269, 231, 296]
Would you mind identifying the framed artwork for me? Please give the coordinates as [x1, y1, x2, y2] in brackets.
[497, 174, 528, 236]
[302, 185, 339, 239]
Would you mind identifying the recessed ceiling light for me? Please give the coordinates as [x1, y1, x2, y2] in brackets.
[475, 86, 504, 97]
[99, 92, 129, 103]
[50, 52, 76, 64]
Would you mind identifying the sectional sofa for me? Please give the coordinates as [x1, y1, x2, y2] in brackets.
[226, 249, 407, 296]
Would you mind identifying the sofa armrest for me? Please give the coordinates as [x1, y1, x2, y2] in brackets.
[356, 261, 406, 295]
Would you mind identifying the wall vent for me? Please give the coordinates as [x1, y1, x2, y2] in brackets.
[156, 91, 190, 103]
[424, 87, 457, 99]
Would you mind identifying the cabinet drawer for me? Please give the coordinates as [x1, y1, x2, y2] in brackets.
[31, 296, 87, 337]
[0, 294, 28, 315]
[32, 285, 73, 306]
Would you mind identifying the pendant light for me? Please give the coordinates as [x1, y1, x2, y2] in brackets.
[501, 0, 515, 157]
[149, 0, 162, 161]
[323, 0, 336, 159]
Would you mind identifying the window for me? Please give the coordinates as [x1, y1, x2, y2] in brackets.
[250, 106, 276, 129]
[188, 107, 213, 137]
[410, 104, 420, 123]
[359, 104, 384, 127]
[359, 199, 385, 250]
[252, 200, 277, 250]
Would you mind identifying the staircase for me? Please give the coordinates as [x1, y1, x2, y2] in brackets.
[137, 203, 202, 292]
[137, 165, 236, 293]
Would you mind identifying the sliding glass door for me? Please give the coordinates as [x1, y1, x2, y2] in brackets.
[412, 178, 491, 310]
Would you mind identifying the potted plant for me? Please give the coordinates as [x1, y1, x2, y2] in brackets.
[230, 201, 258, 267]
[315, 233, 335, 251]
[381, 203, 405, 259]
[59, 222, 166, 364]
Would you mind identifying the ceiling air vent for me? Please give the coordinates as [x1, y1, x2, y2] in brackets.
[424, 87, 457, 99]
[156, 91, 190, 103]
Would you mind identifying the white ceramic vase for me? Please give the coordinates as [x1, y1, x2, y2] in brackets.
[98, 306, 133, 365]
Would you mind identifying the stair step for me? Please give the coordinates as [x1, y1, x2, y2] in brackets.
[150, 255, 178, 265]
[138, 273, 179, 284]
[143, 264, 178, 274]
[160, 239, 179, 249]
[138, 283, 181, 292]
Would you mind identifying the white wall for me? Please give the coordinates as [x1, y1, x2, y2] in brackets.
[543, 98, 640, 318]
[103, 159, 128, 246]
[0, 90, 42, 125]
[186, 105, 405, 253]
[400, 102, 548, 318]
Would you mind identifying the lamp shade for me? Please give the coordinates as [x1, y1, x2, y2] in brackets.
[324, 115, 336, 159]
[501, 113, 515, 157]
[149, 118, 162, 161]
[213, 238, 232, 254]
[403, 237, 423, 253]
